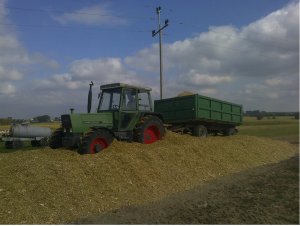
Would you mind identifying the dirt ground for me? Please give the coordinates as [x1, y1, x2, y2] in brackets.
[74, 154, 299, 224]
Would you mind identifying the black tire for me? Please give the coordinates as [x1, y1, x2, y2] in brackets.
[134, 115, 165, 144]
[31, 140, 39, 147]
[49, 128, 63, 149]
[38, 138, 49, 147]
[5, 141, 12, 149]
[223, 127, 236, 136]
[193, 125, 208, 137]
[5, 140, 23, 149]
[79, 129, 114, 154]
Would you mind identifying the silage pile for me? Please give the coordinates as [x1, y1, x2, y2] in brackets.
[0, 132, 297, 224]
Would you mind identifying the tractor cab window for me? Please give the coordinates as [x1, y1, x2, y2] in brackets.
[138, 91, 151, 111]
[122, 89, 137, 110]
[98, 88, 121, 111]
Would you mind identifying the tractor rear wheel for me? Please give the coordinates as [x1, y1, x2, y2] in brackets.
[49, 128, 63, 149]
[79, 129, 114, 154]
[134, 115, 165, 144]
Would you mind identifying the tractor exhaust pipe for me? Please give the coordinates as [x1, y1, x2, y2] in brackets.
[87, 81, 94, 113]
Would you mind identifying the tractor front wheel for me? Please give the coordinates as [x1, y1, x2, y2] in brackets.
[134, 115, 165, 144]
[79, 129, 114, 154]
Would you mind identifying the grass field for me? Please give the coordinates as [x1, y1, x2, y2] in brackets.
[238, 116, 299, 145]
[0, 116, 298, 224]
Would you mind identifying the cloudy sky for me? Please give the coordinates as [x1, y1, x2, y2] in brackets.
[0, 0, 298, 118]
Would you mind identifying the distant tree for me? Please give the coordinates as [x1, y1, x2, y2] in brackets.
[295, 113, 299, 120]
[256, 114, 264, 120]
[34, 115, 51, 123]
[0, 117, 12, 125]
[53, 117, 61, 122]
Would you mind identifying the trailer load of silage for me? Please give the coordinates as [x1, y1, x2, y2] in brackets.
[0, 132, 297, 224]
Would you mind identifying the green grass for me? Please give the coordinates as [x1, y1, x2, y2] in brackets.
[238, 116, 299, 145]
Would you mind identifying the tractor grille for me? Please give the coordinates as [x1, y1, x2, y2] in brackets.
[61, 114, 72, 129]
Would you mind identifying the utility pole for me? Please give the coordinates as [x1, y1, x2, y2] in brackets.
[152, 6, 169, 100]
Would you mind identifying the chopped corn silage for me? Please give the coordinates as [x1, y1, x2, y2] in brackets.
[0, 132, 297, 224]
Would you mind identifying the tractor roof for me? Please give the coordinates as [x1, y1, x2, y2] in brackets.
[100, 83, 152, 91]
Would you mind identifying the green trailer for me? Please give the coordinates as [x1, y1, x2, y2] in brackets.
[154, 94, 243, 137]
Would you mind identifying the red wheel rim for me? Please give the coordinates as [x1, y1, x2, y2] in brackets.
[90, 138, 108, 154]
[144, 125, 160, 144]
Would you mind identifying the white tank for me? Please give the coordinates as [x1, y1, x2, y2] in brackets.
[10, 124, 51, 138]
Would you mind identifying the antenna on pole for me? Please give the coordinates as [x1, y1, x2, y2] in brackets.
[152, 6, 169, 100]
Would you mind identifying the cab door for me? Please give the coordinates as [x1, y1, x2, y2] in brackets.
[119, 88, 139, 131]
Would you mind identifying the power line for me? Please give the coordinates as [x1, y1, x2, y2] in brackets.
[0, 22, 150, 33]
[5, 5, 294, 45]
[4, 6, 153, 21]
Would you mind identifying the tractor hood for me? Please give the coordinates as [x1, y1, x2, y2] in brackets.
[61, 112, 113, 133]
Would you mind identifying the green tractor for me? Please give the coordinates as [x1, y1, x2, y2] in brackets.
[49, 82, 165, 154]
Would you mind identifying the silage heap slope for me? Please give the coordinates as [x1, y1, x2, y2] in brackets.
[0, 132, 297, 224]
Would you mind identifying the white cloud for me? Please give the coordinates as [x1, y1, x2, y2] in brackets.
[0, 0, 29, 97]
[183, 70, 232, 86]
[70, 58, 139, 85]
[53, 4, 127, 26]
[0, 66, 23, 81]
[0, 0, 63, 102]
[265, 77, 293, 86]
[0, 82, 16, 95]
[34, 58, 142, 92]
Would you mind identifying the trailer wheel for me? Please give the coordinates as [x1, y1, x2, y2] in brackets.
[134, 115, 165, 144]
[49, 128, 63, 149]
[79, 129, 113, 154]
[38, 138, 49, 147]
[5, 140, 23, 149]
[223, 127, 236, 136]
[5, 141, 12, 149]
[31, 140, 39, 147]
[193, 125, 208, 137]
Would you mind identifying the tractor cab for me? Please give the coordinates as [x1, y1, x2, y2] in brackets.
[98, 83, 153, 111]
[97, 83, 153, 131]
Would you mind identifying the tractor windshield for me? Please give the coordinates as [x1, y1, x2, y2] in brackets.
[98, 88, 121, 111]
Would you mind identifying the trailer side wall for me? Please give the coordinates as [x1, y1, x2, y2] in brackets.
[154, 94, 242, 125]
[196, 95, 242, 125]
